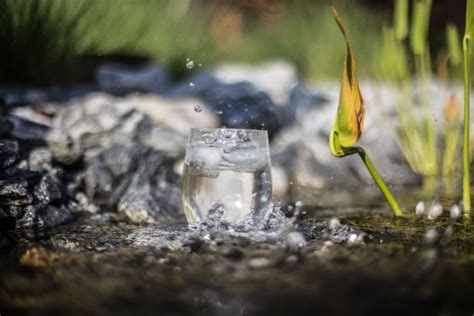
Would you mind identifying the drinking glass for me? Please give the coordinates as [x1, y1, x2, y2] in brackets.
[182, 128, 272, 225]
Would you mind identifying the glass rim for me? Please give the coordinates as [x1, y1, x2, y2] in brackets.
[189, 127, 268, 135]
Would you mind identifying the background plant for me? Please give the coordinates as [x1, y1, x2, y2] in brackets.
[462, 0, 473, 214]
[329, 7, 403, 217]
[0, 0, 385, 84]
[377, 0, 464, 194]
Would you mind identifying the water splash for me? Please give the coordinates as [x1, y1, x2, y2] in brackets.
[186, 58, 195, 69]
[194, 105, 202, 113]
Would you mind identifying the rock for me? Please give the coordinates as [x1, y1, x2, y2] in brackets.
[33, 173, 63, 204]
[8, 117, 49, 144]
[213, 60, 298, 105]
[16, 203, 73, 238]
[0, 140, 18, 169]
[0, 206, 23, 219]
[84, 144, 182, 223]
[47, 93, 153, 164]
[0, 179, 33, 206]
[125, 94, 218, 136]
[284, 83, 329, 124]
[96, 63, 170, 94]
[0, 88, 48, 107]
[202, 82, 282, 137]
[0, 117, 13, 136]
[168, 72, 283, 137]
[28, 147, 53, 172]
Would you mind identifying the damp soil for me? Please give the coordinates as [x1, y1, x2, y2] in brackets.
[1, 199, 474, 316]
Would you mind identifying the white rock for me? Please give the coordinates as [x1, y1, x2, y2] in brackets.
[415, 201, 425, 216]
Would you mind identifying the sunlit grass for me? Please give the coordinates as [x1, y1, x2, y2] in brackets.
[0, 0, 384, 83]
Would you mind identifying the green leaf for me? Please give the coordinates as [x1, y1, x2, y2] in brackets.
[410, 0, 432, 55]
[466, 0, 473, 39]
[394, 0, 409, 40]
[329, 6, 365, 157]
[447, 23, 462, 66]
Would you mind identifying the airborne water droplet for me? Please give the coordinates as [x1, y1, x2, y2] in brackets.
[186, 59, 195, 69]
[189, 82, 195, 88]
[194, 105, 202, 113]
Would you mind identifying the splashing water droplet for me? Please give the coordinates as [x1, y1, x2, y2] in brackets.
[186, 59, 195, 69]
[216, 110, 223, 115]
[189, 82, 195, 88]
[194, 105, 202, 113]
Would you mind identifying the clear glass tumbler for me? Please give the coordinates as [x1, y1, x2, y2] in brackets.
[182, 128, 272, 225]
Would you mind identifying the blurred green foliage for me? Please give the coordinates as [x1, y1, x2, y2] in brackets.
[0, 0, 385, 84]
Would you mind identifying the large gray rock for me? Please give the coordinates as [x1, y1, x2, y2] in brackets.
[84, 144, 182, 224]
[212, 60, 298, 106]
[96, 63, 171, 94]
[44, 89, 194, 163]
[168, 72, 283, 137]
[47, 93, 152, 164]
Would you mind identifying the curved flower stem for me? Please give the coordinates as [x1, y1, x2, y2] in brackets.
[349, 147, 404, 217]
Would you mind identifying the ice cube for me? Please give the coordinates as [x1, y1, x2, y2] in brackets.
[186, 145, 222, 170]
[221, 146, 267, 170]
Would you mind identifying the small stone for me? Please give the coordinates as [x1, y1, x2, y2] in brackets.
[286, 231, 306, 252]
[285, 255, 298, 264]
[248, 257, 271, 269]
[427, 202, 443, 220]
[423, 228, 439, 245]
[328, 217, 341, 230]
[415, 201, 425, 216]
[28, 147, 53, 172]
[0, 179, 33, 206]
[348, 233, 358, 243]
[450, 204, 461, 219]
[19, 247, 60, 268]
[33, 174, 63, 204]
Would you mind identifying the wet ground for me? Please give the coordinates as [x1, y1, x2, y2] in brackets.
[1, 192, 474, 316]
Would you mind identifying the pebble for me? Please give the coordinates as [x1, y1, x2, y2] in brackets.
[427, 202, 443, 220]
[328, 217, 341, 230]
[415, 201, 425, 216]
[450, 204, 461, 219]
[423, 228, 439, 245]
[248, 257, 271, 269]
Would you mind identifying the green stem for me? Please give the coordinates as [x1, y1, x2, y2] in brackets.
[463, 36, 471, 215]
[352, 147, 404, 217]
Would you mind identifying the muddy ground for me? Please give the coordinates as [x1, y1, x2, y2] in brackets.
[2, 193, 474, 316]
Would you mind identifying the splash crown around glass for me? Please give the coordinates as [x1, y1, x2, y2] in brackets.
[182, 128, 272, 225]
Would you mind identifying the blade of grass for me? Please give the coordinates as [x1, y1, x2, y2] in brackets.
[463, 0, 473, 215]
